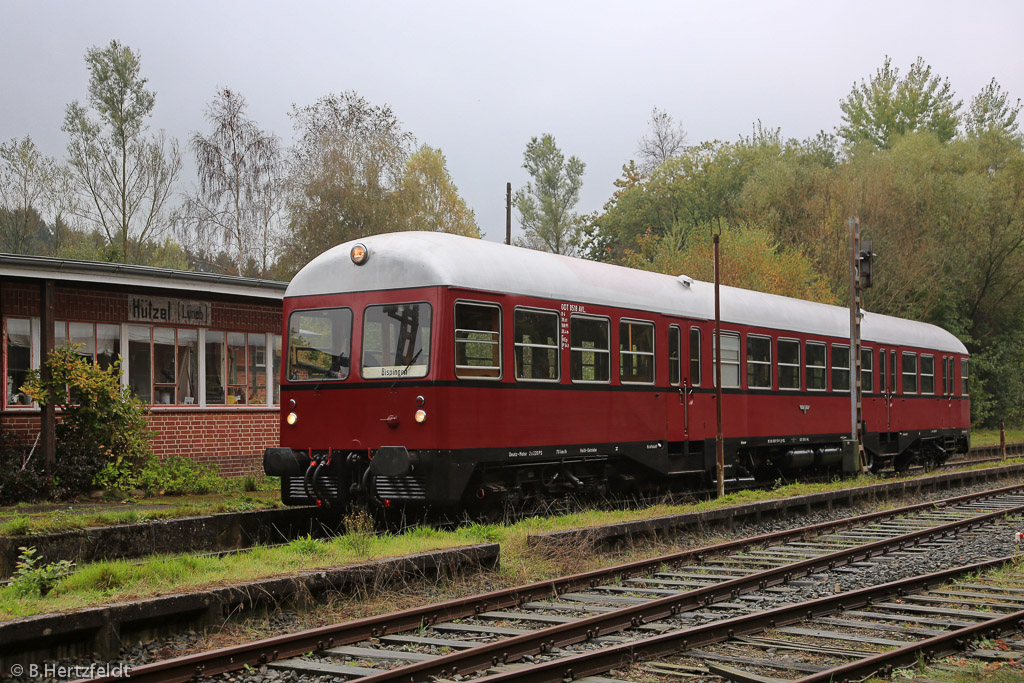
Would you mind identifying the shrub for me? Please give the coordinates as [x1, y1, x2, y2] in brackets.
[10, 546, 74, 597]
[21, 345, 154, 497]
[138, 456, 221, 495]
[0, 429, 49, 505]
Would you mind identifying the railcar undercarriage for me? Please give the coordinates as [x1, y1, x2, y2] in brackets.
[266, 428, 970, 511]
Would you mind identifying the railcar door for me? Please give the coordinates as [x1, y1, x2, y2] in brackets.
[666, 323, 698, 465]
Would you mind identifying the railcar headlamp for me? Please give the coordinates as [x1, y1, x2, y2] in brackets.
[286, 412, 298, 425]
[414, 409, 427, 424]
[350, 243, 369, 265]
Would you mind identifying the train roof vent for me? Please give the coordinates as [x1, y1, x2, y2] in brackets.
[676, 275, 694, 288]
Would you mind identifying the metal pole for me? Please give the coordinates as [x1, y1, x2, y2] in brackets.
[714, 233, 724, 497]
[848, 217, 865, 472]
[40, 279, 56, 473]
[505, 183, 512, 246]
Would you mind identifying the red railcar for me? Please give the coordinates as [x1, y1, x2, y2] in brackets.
[264, 232, 970, 509]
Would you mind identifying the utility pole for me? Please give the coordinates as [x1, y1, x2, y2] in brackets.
[847, 217, 873, 474]
[713, 232, 724, 497]
[505, 183, 512, 246]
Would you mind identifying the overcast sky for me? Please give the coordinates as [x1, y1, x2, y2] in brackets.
[2, 0, 1023, 244]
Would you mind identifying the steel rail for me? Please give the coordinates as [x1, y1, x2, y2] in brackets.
[80, 482, 1024, 683]
[348, 499, 1024, 682]
[793, 606, 1024, 682]
[471, 556, 1019, 683]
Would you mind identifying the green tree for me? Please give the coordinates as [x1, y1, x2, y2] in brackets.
[180, 88, 283, 275]
[282, 91, 415, 273]
[622, 221, 836, 304]
[839, 56, 961, 149]
[965, 78, 1021, 139]
[514, 134, 586, 255]
[63, 40, 181, 264]
[0, 136, 56, 254]
[399, 145, 480, 237]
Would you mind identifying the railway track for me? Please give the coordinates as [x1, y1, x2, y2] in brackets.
[82, 481, 1024, 683]
[483, 556, 1024, 682]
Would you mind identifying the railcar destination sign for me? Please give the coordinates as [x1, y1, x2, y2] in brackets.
[130, 296, 211, 326]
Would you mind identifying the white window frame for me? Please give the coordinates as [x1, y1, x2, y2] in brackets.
[777, 337, 800, 391]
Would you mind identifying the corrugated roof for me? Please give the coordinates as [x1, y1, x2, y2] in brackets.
[0, 253, 287, 301]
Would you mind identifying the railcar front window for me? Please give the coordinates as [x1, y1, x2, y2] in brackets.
[746, 335, 772, 389]
[514, 309, 559, 381]
[713, 332, 741, 388]
[571, 316, 610, 383]
[920, 355, 935, 394]
[455, 302, 501, 379]
[620, 320, 655, 384]
[288, 308, 354, 381]
[362, 303, 431, 379]
[902, 352, 918, 394]
[831, 344, 850, 392]
[806, 342, 826, 391]
[778, 338, 800, 390]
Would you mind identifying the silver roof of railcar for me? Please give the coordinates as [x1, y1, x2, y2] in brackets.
[288, 232, 967, 354]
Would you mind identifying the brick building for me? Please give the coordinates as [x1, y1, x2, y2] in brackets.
[1, 254, 286, 477]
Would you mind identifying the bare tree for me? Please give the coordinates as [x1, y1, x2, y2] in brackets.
[180, 88, 282, 275]
[637, 107, 688, 174]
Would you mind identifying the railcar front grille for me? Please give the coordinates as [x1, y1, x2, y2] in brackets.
[375, 475, 428, 501]
[283, 474, 342, 505]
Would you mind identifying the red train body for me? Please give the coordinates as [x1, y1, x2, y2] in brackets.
[264, 233, 970, 509]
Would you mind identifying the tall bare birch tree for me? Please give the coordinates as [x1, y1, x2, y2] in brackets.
[180, 88, 282, 275]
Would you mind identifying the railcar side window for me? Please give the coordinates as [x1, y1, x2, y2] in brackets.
[746, 335, 772, 389]
[620, 320, 655, 384]
[454, 302, 501, 379]
[861, 348, 873, 393]
[570, 315, 610, 383]
[831, 345, 850, 392]
[806, 342, 826, 391]
[961, 358, 969, 395]
[943, 356, 951, 394]
[288, 308, 353, 381]
[362, 303, 431, 379]
[712, 332, 741, 388]
[920, 355, 935, 394]
[889, 350, 897, 394]
[668, 325, 681, 386]
[690, 327, 702, 387]
[778, 338, 800, 390]
[878, 349, 886, 393]
[514, 308, 559, 381]
[902, 352, 918, 394]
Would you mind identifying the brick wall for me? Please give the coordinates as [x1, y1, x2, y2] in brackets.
[1, 409, 279, 478]
[2, 278, 283, 479]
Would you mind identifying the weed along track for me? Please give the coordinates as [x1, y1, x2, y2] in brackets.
[74, 482, 1024, 683]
